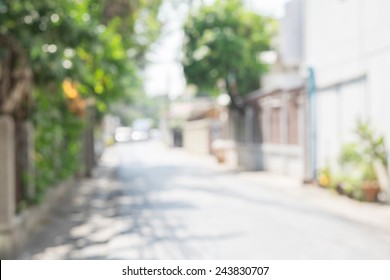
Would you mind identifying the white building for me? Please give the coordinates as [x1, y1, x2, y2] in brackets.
[305, 0, 390, 174]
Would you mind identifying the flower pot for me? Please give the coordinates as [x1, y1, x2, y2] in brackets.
[336, 183, 344, 195]
[362, 181, 381, 202]
[215, 149, 226, 163]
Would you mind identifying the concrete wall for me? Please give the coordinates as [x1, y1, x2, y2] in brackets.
[183, 119, 211, 155]
[236, 88, 305, 178]
[236, 142, 304, 178]
[0, 116, 16, 256]
[237, 143, 262, 171]
[315, 78, 367, 170]
[261, 143, 305, 178]
[306, 0, 390, 173]
[237, 143, 304, 177]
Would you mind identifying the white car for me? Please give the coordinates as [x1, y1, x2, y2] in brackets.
[131, 130, 149, 141]
[114, 127, 132, 142]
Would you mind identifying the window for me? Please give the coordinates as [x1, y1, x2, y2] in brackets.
[271, 107, 281, 144]
[288, 98, 299, 145]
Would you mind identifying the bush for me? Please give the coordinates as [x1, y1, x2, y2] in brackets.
[32, 87, 84, 204]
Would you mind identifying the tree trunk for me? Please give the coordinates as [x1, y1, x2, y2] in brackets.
[14, 120, 35, 207]
[1, 35, 34, 208]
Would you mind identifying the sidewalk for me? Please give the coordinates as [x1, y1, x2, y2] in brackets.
[171, 146, 390, 234]
[235, 170, 390, 233]
[13, 165, 118, 259]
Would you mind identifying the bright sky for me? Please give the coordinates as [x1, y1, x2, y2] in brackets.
[143, 0, 290, 98]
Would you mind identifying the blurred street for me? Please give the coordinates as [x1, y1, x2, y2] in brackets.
[15, 141, 390, 259]
[3, 0, 390, 263]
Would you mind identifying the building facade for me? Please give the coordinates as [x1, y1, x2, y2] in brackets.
[305, 0, 390, 175]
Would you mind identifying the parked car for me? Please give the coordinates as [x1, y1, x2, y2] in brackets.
[131, 130, 149, 141]
[131, 118, 153, 141]
[114, 127, 132, 143]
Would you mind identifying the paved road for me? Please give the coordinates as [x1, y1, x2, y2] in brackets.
[16, 141, 390, 259]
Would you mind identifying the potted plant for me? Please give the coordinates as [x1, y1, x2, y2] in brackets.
[338, 120, 388, 202]
[357, 121, 388, 201]
[360, 163, 380, 202]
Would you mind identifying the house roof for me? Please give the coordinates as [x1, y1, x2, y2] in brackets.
[244, 83, 304, 106]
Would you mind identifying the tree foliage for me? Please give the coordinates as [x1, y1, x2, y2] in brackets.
[0, 0, 162, 206]
[0, 0, 162, 115]
[182, 0, 276, 108]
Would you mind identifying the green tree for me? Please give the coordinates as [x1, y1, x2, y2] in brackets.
[182, 0, 275, 109]
[0, 0, 163, 206]
[0, 0, 162, 115]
